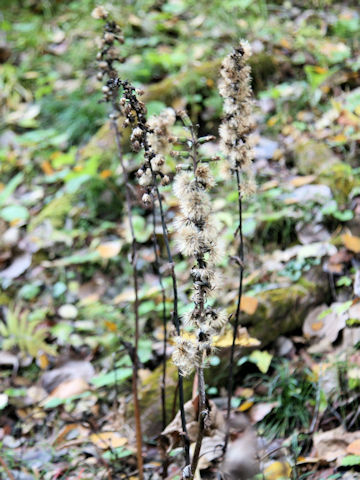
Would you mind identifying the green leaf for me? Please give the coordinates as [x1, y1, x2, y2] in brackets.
[102, 446, 133, 460]
[91, 368, 132, 388]
[341, 455, 360, 467]
[249, 350, 273, 374]
[0, 173, 24, 206]
[19, 283, 41, 300]
[0, 205, 29, 222]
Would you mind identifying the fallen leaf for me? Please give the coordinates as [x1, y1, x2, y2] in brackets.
[0, 253, 32, 280]
[290, 175, 316, 187]
[89, 432, 127, 450]
[347, 439, 360, 455]
[238, 400, 254, 412]
[249, 402, 277, 423]
[58, 304, 78, 319]
[54, 423, 89, 447]
[213, 328, 260, 348]
[46, 378, 90, 401]
[240, 296, 258, 315]
[96, 240, 122, 259]
[264, 461, 291, 480]
[249, 350, 272, 374]
[37, 353, 49, 370]
[311, 321, 324, 331]
[342, 233, 360, 253]
[314, 426, 360, 464]
[41, 361, 95, 393]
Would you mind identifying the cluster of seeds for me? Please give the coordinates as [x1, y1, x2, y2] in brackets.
[171, 116, 227, 376]
[219, 40, 256, 195]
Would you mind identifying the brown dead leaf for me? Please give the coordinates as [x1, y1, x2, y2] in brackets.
[303, 304, 347, 352]
[342, 233, 360, 253]
[240, 296, 258, 315]
[54, 423, 89, 447]
[46, 377, 90, 401]
[313, 426, 360, 464]
[160, 399, 225, 452]
[89, 432, 127, 450]
[249, 402, 277, 423]
[347, 439, 360, 455]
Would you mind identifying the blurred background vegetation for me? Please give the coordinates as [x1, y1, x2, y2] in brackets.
[1, 0, 360, 478]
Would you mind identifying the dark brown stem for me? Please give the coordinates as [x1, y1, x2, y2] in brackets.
[152, 180, 190, 466]
[111, 119, 144, 480]
[151, 203, 167, 430]
[191, 360, 208, 476]
[224, 167, 244, 454]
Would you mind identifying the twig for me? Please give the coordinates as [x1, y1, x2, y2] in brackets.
[224, 168, 244, 454]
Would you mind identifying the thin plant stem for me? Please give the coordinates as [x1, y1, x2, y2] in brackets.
[191, 358, 207, 476]
[153, 180, 190, 466]
[128, 99, 191, 466]
[151, 203, 167, 430]
[111, 119, 144, 480]
[180, 120, 209, 478]
[224, 167, 244, 454]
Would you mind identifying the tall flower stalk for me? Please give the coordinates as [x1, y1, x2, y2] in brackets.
[93, 9, 144, 478]
[172, 112, 227, 477]
[218, 41, 255, 452]
[115, 70, 191, 465]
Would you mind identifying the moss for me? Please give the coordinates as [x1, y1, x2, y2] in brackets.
[28, 194, 74, 231]
[127, 361, 193, 437]
[318, 162, 359, 204]
[294, 140, 338, 175]
[242, 280, 325, 346]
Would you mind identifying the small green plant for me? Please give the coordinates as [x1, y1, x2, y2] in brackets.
[0, 306, 56, 358]
[256, 361, 316, 438]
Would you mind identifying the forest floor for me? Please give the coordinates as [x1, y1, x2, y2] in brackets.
[1, 1, 360, 479]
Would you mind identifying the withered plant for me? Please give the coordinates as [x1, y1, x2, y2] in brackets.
[92, 7, 255, 479]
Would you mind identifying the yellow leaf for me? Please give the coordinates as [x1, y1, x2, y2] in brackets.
[342, 233, 360, 253]
[264, 461, 291, 480]
[90, 432, 127, 450]
[290, 175, 316, 187]
[331, 134, 347, 143]
[213, 328, 260, 348]
[96, 240, 122, 259]
[105, 321, 117, 332]
[238, 400, 254, 411]
[240, 296, 258, 315]
[100, 169, 112, 179]
[237, 387, 254, 398]
[41, 161, 54, 175]
[267, 115, 278, 127]
[249, 350, 273, 374]
[37, 353, 49, 370]
[314, 66, 328, 74]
